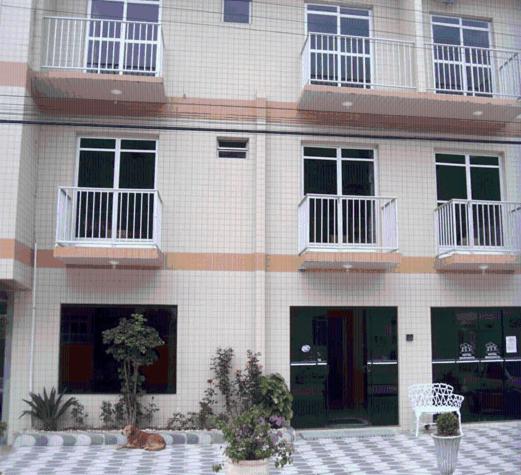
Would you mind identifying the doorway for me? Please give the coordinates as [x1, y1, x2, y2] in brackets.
[290, 307, 398, 429]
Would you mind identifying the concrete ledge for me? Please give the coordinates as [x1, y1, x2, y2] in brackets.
[13, 430, 225, 447]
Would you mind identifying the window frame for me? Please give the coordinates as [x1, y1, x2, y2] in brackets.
[301, 144, 378, 198]
[434, 151, 503, 205]
[305, 4, 373, 37]
[58, 304, 177, 395]
[75, 136, 158, 191]
[217, 137, 249, 159]
[222, 0, 252, 25]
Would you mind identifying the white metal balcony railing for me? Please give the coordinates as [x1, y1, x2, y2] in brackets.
[301, 33, 416, 90]
[435, 200, 521, 256]
[298, 195, 398, 254]
[428, 43, 521, 98]
[42, 16, 163, 76]
[56, 187, 162, 247]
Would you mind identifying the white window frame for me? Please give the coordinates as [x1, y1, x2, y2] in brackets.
[222, 0, 252, 25]
[305, 4, 373, 36]
[217, 137, 249, 159]
[301, 144, 378, 198]
[75, 137, 158, 190]
[434, 152, 503, 205]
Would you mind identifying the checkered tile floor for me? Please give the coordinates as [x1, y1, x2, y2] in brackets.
[1, 422, 519, 474]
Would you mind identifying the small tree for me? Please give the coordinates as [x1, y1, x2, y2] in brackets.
[102, 313, 164, 426]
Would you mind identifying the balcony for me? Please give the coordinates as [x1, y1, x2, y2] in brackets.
[298, 195, 400, 271]
[435, 200, 521, 271]
[299, 34, 521, 123]
[54, 187, 163, 267]
[32, 16, 166, 104]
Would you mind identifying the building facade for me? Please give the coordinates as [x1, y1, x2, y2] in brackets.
[0, 0, 520, 440]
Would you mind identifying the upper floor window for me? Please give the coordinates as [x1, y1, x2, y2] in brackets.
[223, 0, 251, 24]
[306, 5, 372, 88]
[217, 138, 249, 159]
[431, 16, 492, 96]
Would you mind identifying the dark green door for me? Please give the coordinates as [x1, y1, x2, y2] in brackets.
[366, 308, 399, 426]
[290, 308, 329, 428]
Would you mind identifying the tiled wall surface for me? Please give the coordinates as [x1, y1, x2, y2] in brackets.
[1, 0, 521, 439]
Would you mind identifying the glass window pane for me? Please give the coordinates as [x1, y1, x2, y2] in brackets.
[307, 13, 337, 34]
[463, 28, 490, 48]
[119, 152, 156, 189]
[304, 159, 337, 195]
[126, 3, 159, 22]
[436, 153, 465, 164]
[342, 160, 374, 196]
[456, 309, 479, 359]
[78, 151, 115, 188]
[307, 5, 337, 13]
[433, 24, 461, 45]
[223, 0, 250, 24]
[340, 17, 369, 37]
[436, 165, 468, 201]
[340, 8, 369, 17]
[470, 156, 498, 166]
[470, 167, 501, 200]
[121, 140, 156, 151]
[90, 0, 124, 20]
[341, 149, 373, 159]
[80, 138, 116, 149]
[462, 19, 489, 29]
[431, 308, 458, 360]
[432, 16, 460, 25]
[59, 305, 177, 394]
[304, 147, 337, 158]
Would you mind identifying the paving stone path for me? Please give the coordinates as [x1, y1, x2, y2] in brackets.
[0, 422, 519, 474]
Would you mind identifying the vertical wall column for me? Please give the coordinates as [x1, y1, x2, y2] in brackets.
[254, 99, 267, 365]
[407, 0, 427, 92]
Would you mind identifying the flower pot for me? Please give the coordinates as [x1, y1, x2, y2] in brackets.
[432, 434, 463, 475]
[225, 458, 269, 475]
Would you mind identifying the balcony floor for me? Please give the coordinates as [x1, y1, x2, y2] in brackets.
[436, 251, 520, 272]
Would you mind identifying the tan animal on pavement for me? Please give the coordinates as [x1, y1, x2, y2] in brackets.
[120, 424, 166, 451]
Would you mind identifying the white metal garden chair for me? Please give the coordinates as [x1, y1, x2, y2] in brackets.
[408, 383, 464, 437]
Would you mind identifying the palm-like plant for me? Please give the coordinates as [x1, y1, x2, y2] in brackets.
[20, 387, 77, 431]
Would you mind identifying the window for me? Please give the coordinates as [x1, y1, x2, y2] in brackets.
[306, 4, 372, 87]
[431, 16, 492, 96]
[217, 138, 249, 159]
[88, 0, 161, 74]
[223, 0, 251, 24]
[59, 305, 177, 394]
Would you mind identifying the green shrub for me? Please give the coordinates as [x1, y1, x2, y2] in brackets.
[259, 374, 293, 424]
[436, 412, 460, 436]
[218, 405, 292, 468]
[70, 400, 89, 429]
[0, 421, 7, 439]
[20, 387, 77, 431]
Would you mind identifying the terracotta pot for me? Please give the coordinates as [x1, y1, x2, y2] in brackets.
[432, 434, 463, 475]
[224, 458, 269, 475]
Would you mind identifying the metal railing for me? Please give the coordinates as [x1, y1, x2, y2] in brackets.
[298, 195, 398, 254]
[301, 33, 416, 90]
[56, 187, 162, 247]
[427, 43, 521, 98]
[435, 200, 521, 255]
[42, 16, 163, 76]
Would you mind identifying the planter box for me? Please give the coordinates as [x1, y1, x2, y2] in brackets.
[432, 434, 463, 475]
[225, 458, 269, 475]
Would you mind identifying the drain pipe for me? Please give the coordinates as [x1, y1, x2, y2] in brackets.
[28, 243, 38, 394]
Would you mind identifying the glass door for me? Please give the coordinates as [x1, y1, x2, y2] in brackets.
[290, 308, 329, 428]
[431, 16, 492, 96]
[366, 308, 399, 426]
[306, 4, 371, 87]
[87, 0, 160, 74]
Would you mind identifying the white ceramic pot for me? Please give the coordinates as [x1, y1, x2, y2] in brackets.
[225, 458, 269, 475]
[432, 434, 463, 475]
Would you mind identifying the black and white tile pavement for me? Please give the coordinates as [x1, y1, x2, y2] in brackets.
[0, 422, 519, 474]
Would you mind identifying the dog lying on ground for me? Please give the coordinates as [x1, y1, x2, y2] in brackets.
[120, 424, 166, 451]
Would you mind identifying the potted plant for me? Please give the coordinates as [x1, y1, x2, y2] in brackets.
[217, 406, 293, 475]
[431, 412, 463, 475]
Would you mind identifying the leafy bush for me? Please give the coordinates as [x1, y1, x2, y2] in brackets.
[219, 406, 292, 468]
[436, 412, 460, 436]
[20, 387, 77, 431]
[102, 313, 164, 426]
[70, 400, 89, 429]
[0, 421, 7, 439]
[259, 374, 293, 424]
[99, 400, 126, 430]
